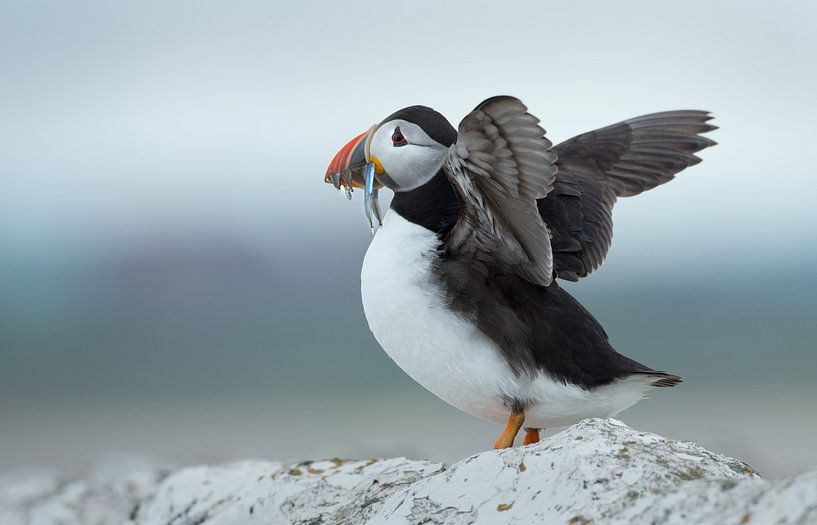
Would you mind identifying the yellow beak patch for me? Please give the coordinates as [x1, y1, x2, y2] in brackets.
[369, 155, 385, 174]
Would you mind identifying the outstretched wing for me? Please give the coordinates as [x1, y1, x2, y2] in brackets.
[541, 110, 717, 281]
[443, 96, 558, 286]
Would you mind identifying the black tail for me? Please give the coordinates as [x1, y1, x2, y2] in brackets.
[639, 371, 683, 388]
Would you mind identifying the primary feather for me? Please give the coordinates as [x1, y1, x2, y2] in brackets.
[541, 110, 717, 281]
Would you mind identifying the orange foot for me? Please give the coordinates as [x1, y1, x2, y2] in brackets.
[523, 427, 540, 446]
[493, 411, 525, 449]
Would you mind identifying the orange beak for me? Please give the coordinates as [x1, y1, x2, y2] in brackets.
[324, 130, 369, 190]
[324, 126, 384, 193]
[325, 126, 387, 230]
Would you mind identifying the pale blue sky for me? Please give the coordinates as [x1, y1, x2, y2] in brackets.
[1, 0, 816, 281]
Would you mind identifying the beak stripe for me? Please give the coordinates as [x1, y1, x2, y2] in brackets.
[324, 130, 368, 183]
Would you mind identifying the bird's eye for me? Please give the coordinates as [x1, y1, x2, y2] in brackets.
[391, 127, 408, 147]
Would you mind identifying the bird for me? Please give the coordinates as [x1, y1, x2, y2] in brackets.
[323, 96, 715, 449]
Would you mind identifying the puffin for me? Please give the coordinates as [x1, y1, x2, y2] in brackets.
[324, 96, 715, 449]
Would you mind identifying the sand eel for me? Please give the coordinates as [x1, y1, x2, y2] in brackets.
[324, 96, 715, 448]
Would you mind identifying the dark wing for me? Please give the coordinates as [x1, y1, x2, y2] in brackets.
[444, 96, 558, 286]
[540, 110, 717, 281]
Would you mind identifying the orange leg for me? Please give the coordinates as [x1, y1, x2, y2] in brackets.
[523, 428, 540, 446]
[493, 411, 525, 449]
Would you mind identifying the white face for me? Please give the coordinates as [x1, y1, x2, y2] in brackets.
[369, 119, 450, 192]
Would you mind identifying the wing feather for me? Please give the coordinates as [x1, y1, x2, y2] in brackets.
[444, 96, 558, 286]
[542, 110, 717, 280]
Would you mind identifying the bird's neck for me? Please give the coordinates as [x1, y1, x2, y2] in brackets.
[390, 169, 460, 238]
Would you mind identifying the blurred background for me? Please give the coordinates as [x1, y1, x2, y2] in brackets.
[2, 1, 816, 478]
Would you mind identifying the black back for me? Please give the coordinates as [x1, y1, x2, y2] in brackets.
[391, 174, 665, 390]
[433, 258, 657, 389]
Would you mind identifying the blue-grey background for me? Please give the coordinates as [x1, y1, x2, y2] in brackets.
[2, 1, 816, 477]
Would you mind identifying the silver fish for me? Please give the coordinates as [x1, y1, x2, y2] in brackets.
[364, 162, 382, 233]
[329, 172, 341, 190]
[341, 171, 353, 200]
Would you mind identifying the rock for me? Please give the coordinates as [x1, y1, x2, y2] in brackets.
[0, 458, 168, 525]
[1, 419, 815, 524]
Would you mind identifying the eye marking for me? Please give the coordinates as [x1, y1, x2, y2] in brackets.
[391, 126, 408, 147]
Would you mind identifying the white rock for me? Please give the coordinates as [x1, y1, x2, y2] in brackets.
[0, 458, 167, 525]
[1, 419, 815, 525]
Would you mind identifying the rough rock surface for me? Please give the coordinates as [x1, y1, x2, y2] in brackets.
[2, 419, 815, 524]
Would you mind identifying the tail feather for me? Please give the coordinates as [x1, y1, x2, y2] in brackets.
[639, 371, 683, 388]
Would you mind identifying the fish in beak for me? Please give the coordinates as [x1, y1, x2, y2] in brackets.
[324, 125, 385, 231]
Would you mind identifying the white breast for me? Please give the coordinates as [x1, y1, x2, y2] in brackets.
[360, 210, 653, 428]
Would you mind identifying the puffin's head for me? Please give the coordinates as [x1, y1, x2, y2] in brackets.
[324, 105, 456, 193]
